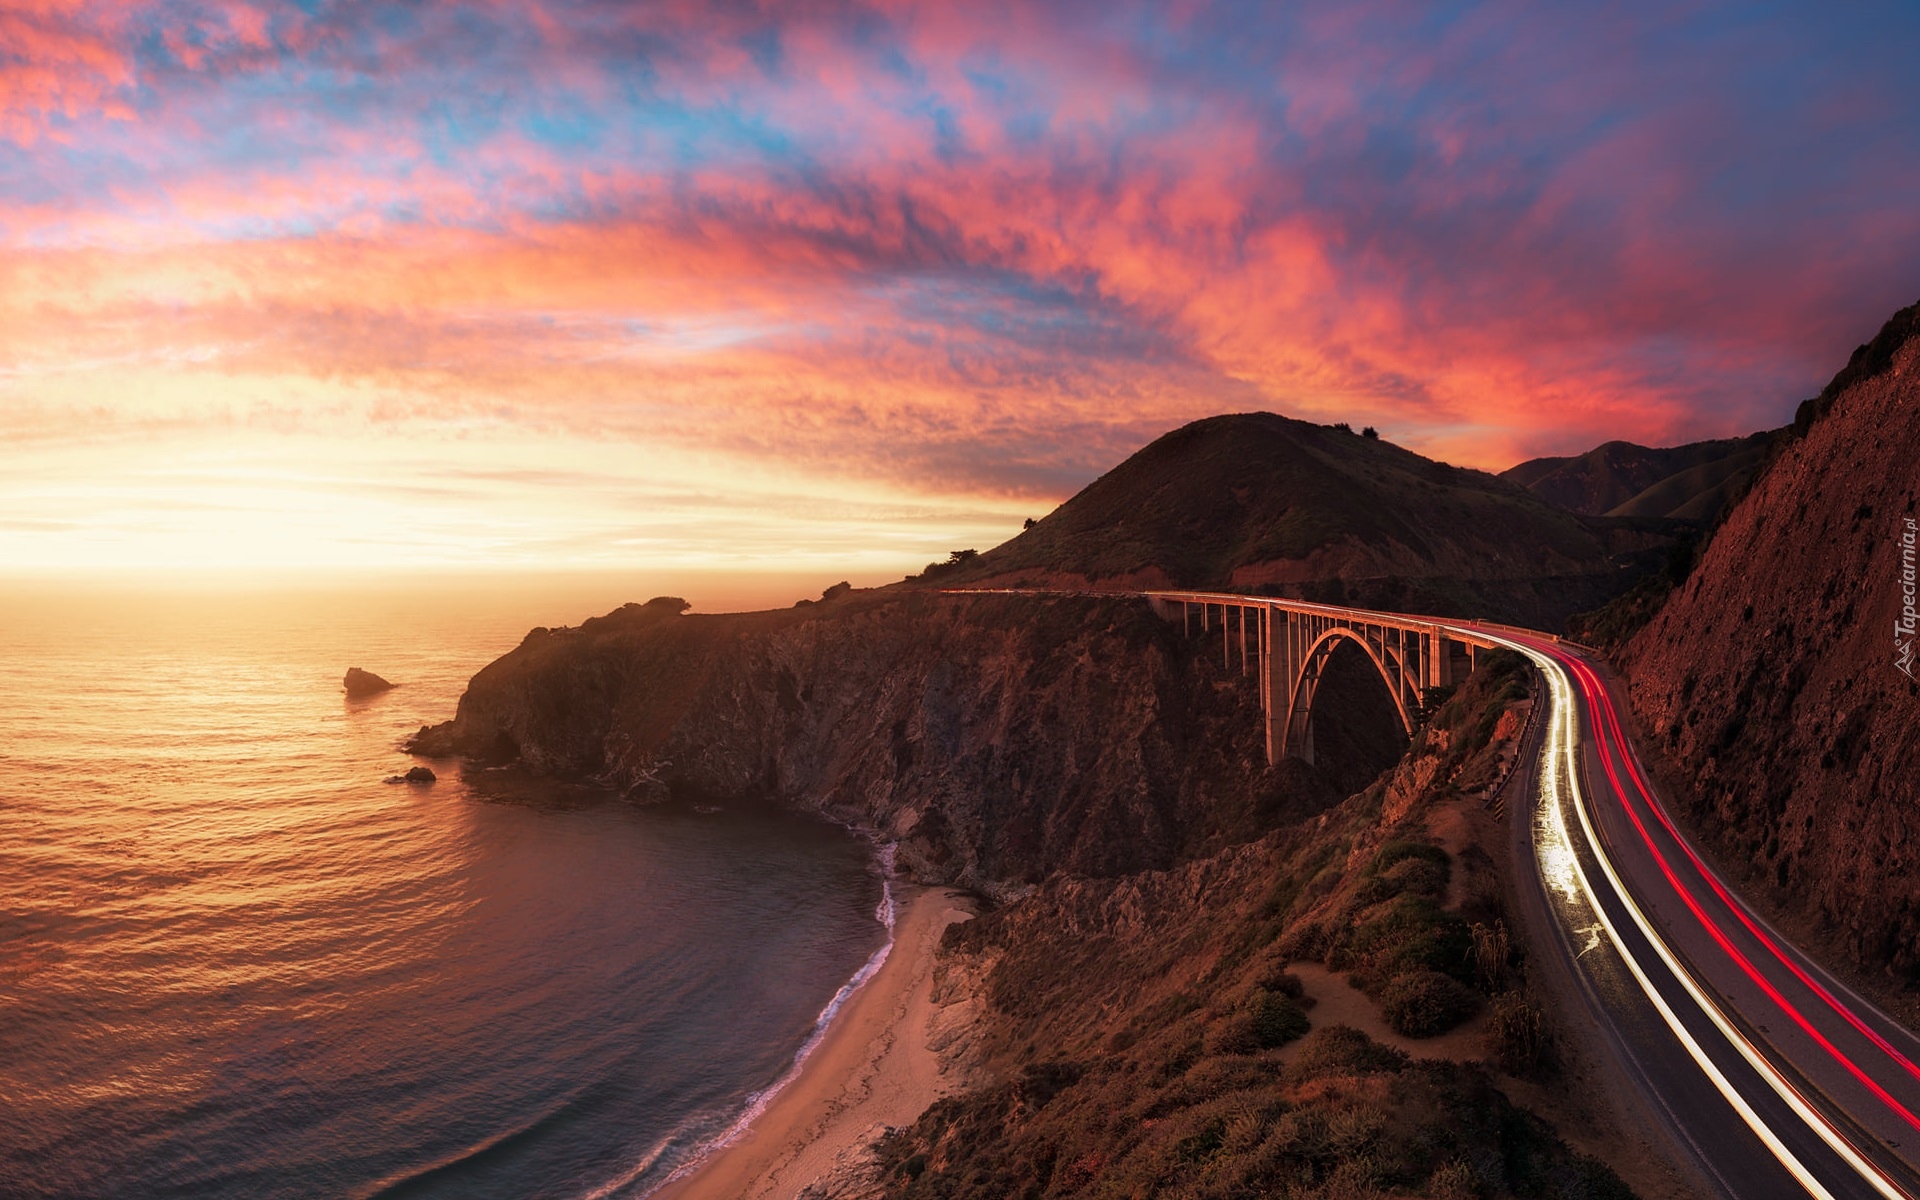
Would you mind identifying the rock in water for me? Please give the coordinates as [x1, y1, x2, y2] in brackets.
[403, 766, 436, 783]
[343, 667, 396, 696]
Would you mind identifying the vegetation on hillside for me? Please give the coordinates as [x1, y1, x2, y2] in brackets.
[1501, 434, 1773, 522]
[1792, 297, 1920, 436]
[872, 651, 1624, 1199]
[1564, 532, 1701, 651]
[911, 412, 1676, 631]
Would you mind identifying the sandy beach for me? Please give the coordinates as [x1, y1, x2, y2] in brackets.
[653, 884, 979, 1200]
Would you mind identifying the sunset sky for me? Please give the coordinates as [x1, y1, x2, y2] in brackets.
[5, 1, 1919, 577]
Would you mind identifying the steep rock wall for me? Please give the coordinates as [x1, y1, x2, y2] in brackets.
[413, 592, 1407, 896]
[1621, 329, 1920, 980]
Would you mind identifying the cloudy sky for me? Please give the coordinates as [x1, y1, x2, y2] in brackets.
[5, 0, 1918, 574]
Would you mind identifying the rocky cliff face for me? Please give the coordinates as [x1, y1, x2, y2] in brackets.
[410, 591, 1408, 896]
[1621, 302, 1920, 983]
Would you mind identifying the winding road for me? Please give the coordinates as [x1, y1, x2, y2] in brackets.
[1454, 621, 1920, 1199]
[973, 586, 1920, 1194]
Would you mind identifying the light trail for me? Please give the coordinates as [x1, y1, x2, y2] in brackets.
[1466, 625, 1910, 1200]
[1579, 659, 1920, 1091]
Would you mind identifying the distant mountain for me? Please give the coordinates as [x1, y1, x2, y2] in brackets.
[1621, 297, 1920, 991]
[923, 411, 1680, 630]
[1502, 432, 1776, 522]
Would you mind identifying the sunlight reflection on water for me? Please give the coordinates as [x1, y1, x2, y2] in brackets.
[0, 577, 885, 1199]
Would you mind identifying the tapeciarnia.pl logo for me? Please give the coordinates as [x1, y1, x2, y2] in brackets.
[1898, 516, 1918, 679]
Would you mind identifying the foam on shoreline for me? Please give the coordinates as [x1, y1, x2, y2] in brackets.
[607, 839, 901, 1200]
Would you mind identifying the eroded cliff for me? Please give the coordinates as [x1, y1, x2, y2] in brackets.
[1621, 300, 1920, 986]
[409, 591, 1406, 894]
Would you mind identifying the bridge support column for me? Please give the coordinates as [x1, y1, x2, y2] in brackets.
[1264, 606, 1292, 766]
[1426, 627, 1452, 689]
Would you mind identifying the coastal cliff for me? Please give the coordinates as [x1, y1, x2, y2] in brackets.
[415, 589, 1642, 1196]
[409, 591, 1405, 894]
[1619, 300, 1920, 990]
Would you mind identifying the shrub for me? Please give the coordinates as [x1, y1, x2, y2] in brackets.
[1253, 965, 1306, 999]
[1249, 988, 1311, 1048]
[1379, 969, 1481, 1037]
[1204, 1010, 1262, 1056]
[1382, 854, 1449, 899]
[1485, 991, 1552, 1076]
[1362, 425, 1379, 439]
[1287, 1025, 1409, 1084]
[1469, 920, 1511, 990]
[1342, 894, 1475, 988]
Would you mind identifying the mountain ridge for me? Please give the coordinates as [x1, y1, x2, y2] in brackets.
[918, 411, 1680, 631]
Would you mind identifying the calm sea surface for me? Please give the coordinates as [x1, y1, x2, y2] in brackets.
[0, 576, 888, 1199]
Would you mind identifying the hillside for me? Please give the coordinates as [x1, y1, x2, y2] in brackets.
[1620, 298, 1920, 993]
[916, 412, 1678, 631]
[407, 592, 1407, 893]
[408, 592, 1661, 1195]
[1503, 433, 1775, 522]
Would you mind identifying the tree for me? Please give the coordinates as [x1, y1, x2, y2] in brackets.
[1023, 517, 1037, 530]
[1362, 425, 1379, 439]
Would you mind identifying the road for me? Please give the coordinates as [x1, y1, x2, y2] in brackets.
[968, 586, 1920, 1195]
[1458, 622, 1920, 1199]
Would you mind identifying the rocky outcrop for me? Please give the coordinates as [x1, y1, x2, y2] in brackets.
[409, 591, 1409, 896]
[1621, 300, 1920, 983]
[344, 667, 396, 696]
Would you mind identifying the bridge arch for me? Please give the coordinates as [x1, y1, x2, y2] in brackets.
[1281, 627, 1414, 764]
[1146, 592, 1497, 767]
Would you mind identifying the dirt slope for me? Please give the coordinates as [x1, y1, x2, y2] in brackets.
[1621, 299, 1920, 985]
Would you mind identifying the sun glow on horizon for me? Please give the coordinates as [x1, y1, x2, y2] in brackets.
[4, 2, 1918, 572]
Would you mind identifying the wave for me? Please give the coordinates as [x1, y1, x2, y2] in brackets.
[612, 839, 900, 1200]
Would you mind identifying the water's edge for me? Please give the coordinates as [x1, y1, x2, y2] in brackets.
[621, 835, 900, 1200]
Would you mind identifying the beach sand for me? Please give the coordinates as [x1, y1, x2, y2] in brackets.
[654, 884, 979, 1200]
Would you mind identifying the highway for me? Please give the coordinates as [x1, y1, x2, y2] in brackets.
[970, 585, 1920, 1195]
[1458, 622, 1920, 1199]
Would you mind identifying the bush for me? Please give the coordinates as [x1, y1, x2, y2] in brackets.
[1250, 988, 1311, 1047]
[1204, 988, 1308, 1054]
[1341, 894, 1475, 988]
[1380, 969, 1481, 1037]
[1287, 1025, 1408, 1084]
[1486, 991, 1552, 1076]
[1253, 965, 1306, 999]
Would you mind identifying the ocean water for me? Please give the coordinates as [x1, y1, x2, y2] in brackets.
[0, 576, 890, 1199]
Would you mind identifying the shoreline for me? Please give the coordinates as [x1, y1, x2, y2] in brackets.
[649, 882, 978, 1200]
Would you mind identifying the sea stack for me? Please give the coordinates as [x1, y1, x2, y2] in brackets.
[343, 667, 397, 697]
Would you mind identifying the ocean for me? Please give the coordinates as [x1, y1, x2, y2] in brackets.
[0, 574, 891, 1199]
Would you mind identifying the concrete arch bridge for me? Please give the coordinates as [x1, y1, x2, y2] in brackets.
[1145, 591, 1507, 766]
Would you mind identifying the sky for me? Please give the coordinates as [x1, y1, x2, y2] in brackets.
[4, 1, 1919, 579]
